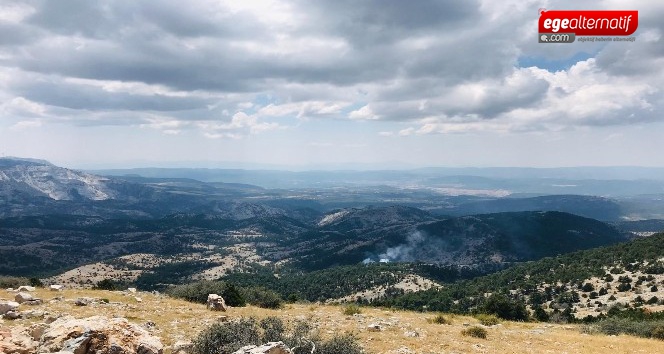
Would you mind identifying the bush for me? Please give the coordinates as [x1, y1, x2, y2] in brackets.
[428, 314, 450, 325]
[475, 314, 500, 326]
[317, 333, 364, 354]
[192, 318, 260, 354]
[0, 276, 30, 289]
[342, 304, 362, 316]
[29, 277, 44, 287]
[192, 317, 364, 354]
[533, 306, 549, 322]
[588, 317, 664, 340]
[259, 317, 286, 343]
[168, 281, 246, 307]
[461, 326, 488, 339]
[242, 286, 283, 309]
[652, 325, 664, 340]
[94, 278, 120, 291]
[481, 294, 529, 321]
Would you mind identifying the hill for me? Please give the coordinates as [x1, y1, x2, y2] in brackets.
[382, 232, 664, 320]
[2, 287, 664, 353]
[285, 210, 630, 271]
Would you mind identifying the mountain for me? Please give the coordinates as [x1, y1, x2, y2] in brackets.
[446, 195, 624, 221]
[281, 209, 630, 271]
[0, 157, 117, 201]
[384, 232, 664, 320]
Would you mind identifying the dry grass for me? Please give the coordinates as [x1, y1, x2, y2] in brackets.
[2, 288, 664, 353]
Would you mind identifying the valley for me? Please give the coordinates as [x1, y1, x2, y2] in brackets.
[3, 157, 664, 352]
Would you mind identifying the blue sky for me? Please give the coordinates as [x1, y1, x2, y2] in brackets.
[0, 0, 662, 169]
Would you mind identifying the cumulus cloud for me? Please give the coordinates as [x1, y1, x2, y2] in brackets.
[0, 0, 662, 143]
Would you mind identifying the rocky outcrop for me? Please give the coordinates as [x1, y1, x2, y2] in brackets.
[16, 286, 36, 292]
[14, 292, 35, 304]
[0, 301, 19, 315]
[232, 342, 293, 354]
[207, 294, 227, 311]
[0, 316, 164, 354]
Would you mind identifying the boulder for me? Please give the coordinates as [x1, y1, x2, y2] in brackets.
[367, 323, 383, 332]
[74, 298, 93, 306]
[207, 294, 228, 312]
[4, 310, 21, 320]
[23, 299, 43, 306]
[232, 342, 293, 354]
[49, 285, 64, 291]
[14, 292, 34, 304]
[0, 326, 38, 353]
[172, 340, 194, 354]
[127, 287, 137, 293]
[0, 301, 19, 315]
[16, 286, 36, 292]
[40, 316, 164, 354]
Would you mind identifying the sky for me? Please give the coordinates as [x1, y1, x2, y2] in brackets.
[0, 0, 663, 169]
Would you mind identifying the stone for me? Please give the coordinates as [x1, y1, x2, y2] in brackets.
[74, 297, 93, 306]
[232, 341, 293, 354]
[4, 310, 21, 320]
[40, 315, 164, 354]
[29, 323, 49, 341]
[172, 340, 194, 354]
[14, 292, 34, 304]
[0, 301, 19, 315]
[22, 299, 43, 306]
[367, 323, 383, 332]
[0, 326, 39, 353]
[404, 330, 419, 338]
[22, 310, 46, 319]
[127, 287, 137, 293]
[16, 286, 36, 292]
[207, 294, 228, 312]
[50, 285, 64, 291]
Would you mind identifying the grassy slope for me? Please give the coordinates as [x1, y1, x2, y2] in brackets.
[2, 288, 664, 353]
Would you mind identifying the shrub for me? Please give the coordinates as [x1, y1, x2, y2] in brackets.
[259, 317, 285, 343]
[461, 326, 488, 339]
[481, 294, 529, 321]
[317, 333, 364, 354]
[192, 318, 260, 354]
[582, 283, 594, 292]
[475, 314, 500, 326]
[342, 304, 362, 316]
[589, 317, 664, 340]
[29, 277, 44, 287]
[0, 276, 30, 289]
[94, 278, 119, 291]
[168, 281, 246, 307]
[192, 317, 364, 354]
[533, 306, 549, 322]
[242, 286, 283, 309]
[428, 314, 450, 325]
[652, 326, 664, 340]
[617, 283, 632, 292]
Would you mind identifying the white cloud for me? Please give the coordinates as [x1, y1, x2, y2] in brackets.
[349, 105, 379, 120]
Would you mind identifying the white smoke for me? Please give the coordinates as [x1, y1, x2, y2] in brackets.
[378, 231, 426, 262]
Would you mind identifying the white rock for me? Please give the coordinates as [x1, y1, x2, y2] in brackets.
[49, 285, 64, 291]
[207, 294, 228, 311]
[367, 323, 383, 332]
[17, 286, 36, 292]
[232, 341, 293, 354]
[0, 300, 20, 315]
[15, 292, 35, 303]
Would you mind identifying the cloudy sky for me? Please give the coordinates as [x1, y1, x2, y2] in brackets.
[0, 0, 663, 169]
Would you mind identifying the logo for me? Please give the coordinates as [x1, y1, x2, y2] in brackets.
[539, 9, 638, 36]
